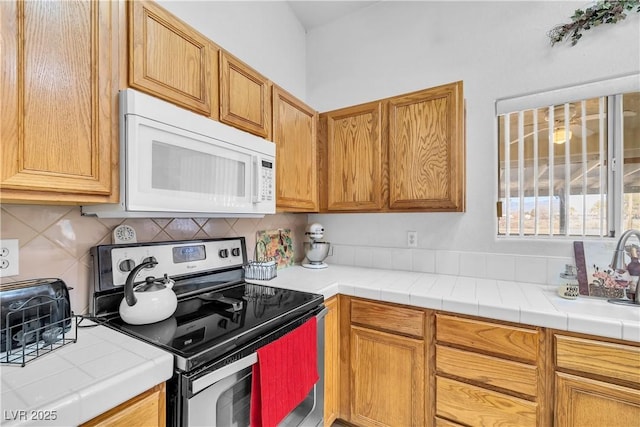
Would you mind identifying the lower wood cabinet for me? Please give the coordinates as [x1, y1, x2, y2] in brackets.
[332, 296, 640, 427]
[324, 296, 339, 427]
[341, 298, 425, 427]
[436, 376, 537, 427]
[80, 383, 166, 427]
[554, 334, 640, 427]
[350, 325, 425, 427]
[434, 313, 547, 427]
[555, 372, 640, 427]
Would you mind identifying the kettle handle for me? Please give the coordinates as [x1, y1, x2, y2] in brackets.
[124, 258, 158, 306]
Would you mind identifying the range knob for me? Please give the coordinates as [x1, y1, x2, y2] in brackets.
[118, 259, 135, 272]
[141, 256, 157, 268]
[231, 247, 241, 257]
[219, 249, 229, 258]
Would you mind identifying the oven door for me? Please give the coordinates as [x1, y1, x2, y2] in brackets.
[185, 308, 326, 427]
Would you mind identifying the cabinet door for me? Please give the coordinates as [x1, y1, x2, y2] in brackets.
[555, 373, 640, 427]
[350, 325, 424, 427]
[129, 0, 215, 117]
[322, 102, 386, 211]
[272, 86, 318, 212]
[220, 51, 271, 138]
[81, 383, 166, 427]
[1, 0, 118, 203]
[388, 81, 464, 211]
[324, 296, 339, 426]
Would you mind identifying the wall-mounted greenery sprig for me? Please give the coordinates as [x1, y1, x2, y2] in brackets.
[548, 0, 640, 46]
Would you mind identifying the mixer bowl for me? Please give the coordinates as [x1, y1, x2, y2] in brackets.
[304, 242, 330, 263]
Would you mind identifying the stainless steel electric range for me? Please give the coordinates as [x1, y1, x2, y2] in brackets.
[90, 237, 325, 427]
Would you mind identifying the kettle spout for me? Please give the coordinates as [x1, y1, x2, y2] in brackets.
[124, 258, 158, 306]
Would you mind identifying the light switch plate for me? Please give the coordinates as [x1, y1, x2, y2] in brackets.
[0, 239, 19, 277]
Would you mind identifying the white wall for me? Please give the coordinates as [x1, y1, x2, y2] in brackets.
[307, 1, 640, 257]
[158, 0, 308, 100]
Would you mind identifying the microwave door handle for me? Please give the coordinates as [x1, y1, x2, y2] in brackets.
[252, 156, 261, 203]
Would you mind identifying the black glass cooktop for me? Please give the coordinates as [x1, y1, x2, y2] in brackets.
[105, 281, 323, 371]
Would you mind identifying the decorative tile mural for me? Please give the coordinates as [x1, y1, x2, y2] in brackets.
[0, 205, 308, 314]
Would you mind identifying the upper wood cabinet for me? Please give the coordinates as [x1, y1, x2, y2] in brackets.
[129, 0, 217, 118]
[319, 102, 387, 211]
[220, 51, 271, 138]
[272, 86, 318, 212]
[1, 0, 119, 204]
[389, 82, 465, 211]
[317, 81, 465, 213]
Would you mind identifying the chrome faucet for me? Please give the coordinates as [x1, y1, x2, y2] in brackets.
[608, 229, 640, 306]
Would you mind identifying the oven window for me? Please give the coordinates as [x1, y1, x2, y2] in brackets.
[188, 366, 319, 427]
[216, 368, 252, 427]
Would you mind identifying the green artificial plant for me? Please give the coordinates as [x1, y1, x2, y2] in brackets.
[548, 0, 640, 46]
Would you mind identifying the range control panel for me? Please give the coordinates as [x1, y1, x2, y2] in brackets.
[108, 238, 246, 287]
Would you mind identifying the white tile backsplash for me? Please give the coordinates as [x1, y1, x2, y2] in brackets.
[486, 253, 516, 281]
[515, 256, 548, 284]
[546, 256, 576, 285]
[0, 205, 308, 313]
[411, 249, 436, 273]
[353, 247, 373, 268]
[371, 248, 393, 270]
[391, 249, 412, 271]
[327, 244, 580, 287]
[435, 251, 460, 275]
[459, 252, 487, 278]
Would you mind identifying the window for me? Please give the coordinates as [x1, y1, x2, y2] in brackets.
[496, 75, 639, 238]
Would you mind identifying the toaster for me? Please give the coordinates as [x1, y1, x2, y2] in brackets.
[0, 278, 71, 353]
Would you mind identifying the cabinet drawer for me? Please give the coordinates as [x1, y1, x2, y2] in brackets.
[351, 299, 424, 338]
[436, 345, 538, 398]
[436, 377, 537, 427]
[556, 335, 640, 385]
[436, 313, 538, 363]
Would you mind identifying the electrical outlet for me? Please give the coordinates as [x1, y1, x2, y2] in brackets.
[0, 239, 19, 277]
[407, 231, 418, 248]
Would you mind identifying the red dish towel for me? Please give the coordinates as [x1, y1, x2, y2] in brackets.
[250, 317, 318, 427]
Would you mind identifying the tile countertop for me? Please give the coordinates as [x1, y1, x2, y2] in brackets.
[0, 321, 173, 427]
[248, 265, 640, 343]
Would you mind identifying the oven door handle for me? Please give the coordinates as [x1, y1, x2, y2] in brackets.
[190, 305, 328, 395]
[191, 353, 258, 395]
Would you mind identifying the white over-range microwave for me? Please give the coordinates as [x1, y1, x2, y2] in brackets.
[82, 89, 275, 218]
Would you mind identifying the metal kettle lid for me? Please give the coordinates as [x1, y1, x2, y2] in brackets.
[134, 275, 172, 292]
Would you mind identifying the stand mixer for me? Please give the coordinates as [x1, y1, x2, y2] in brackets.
[302, 223, 331, 269]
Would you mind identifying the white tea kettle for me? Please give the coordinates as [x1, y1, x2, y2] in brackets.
[119, 258, 178, 325]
